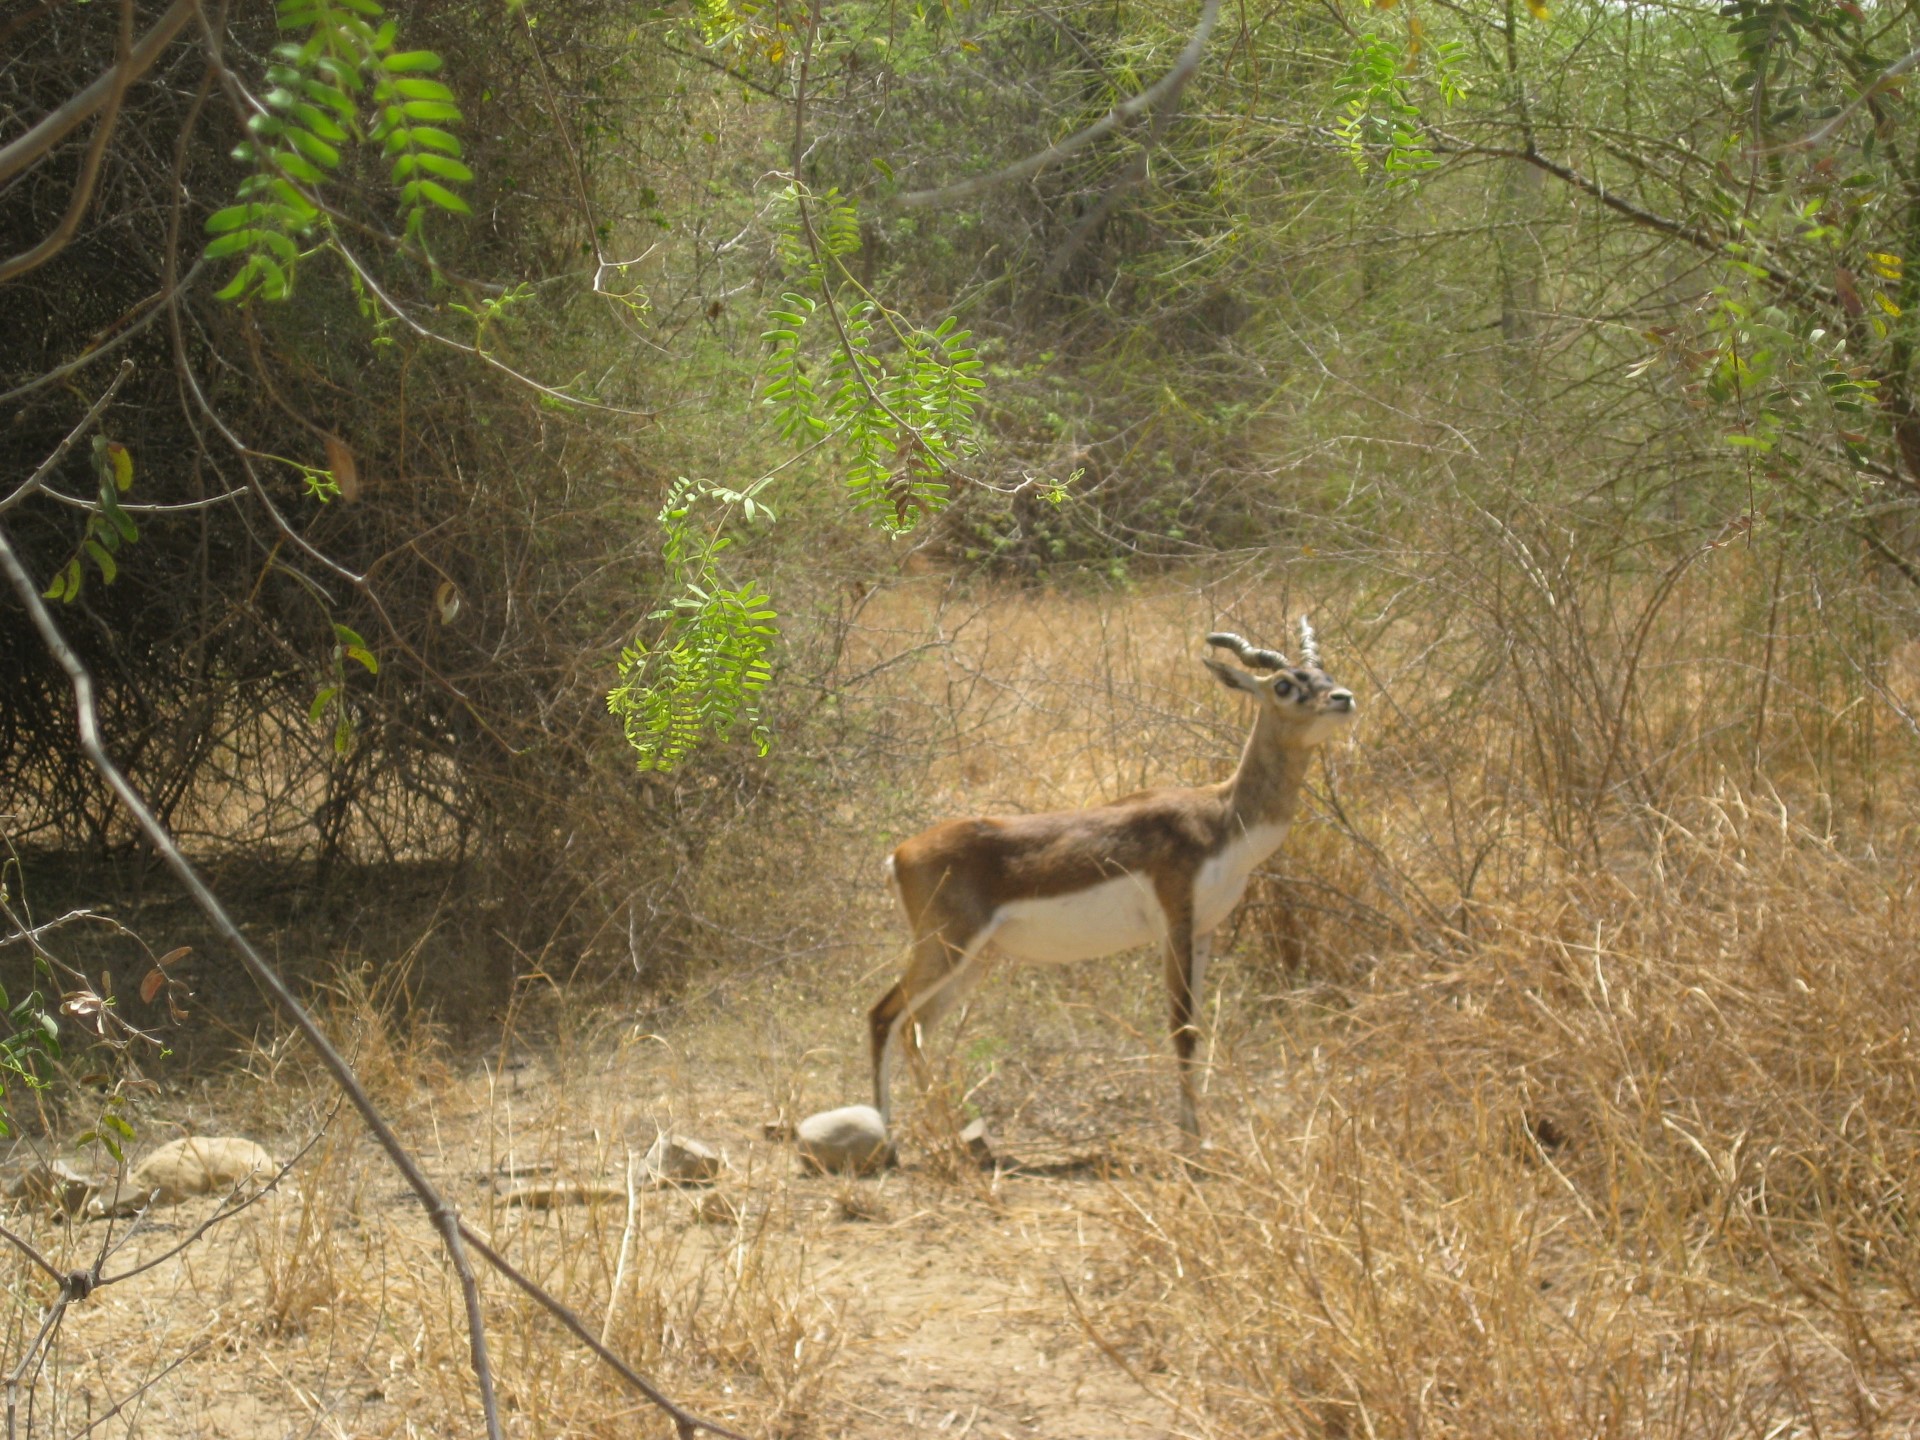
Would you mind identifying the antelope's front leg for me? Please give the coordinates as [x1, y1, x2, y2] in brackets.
[1162, 899, 1209, 1141]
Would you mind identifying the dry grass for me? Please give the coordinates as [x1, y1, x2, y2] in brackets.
[4, 541, 1918, 1437]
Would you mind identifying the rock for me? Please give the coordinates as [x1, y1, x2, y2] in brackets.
[91, 1136, 277, 1217]
[6, 1159, 97, 1215]
[958, 1117, 994, 1170]
[796, 1104, 894, 1176]
[644, 1133, 724, 1186]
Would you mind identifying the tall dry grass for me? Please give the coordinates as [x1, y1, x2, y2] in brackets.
[777, 509, 1920, 1434]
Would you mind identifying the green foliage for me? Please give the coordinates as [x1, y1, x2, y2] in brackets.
[40, 436, 139, 605]
[311, 622, 380, 757]
[1333, 26, 1460, 181]
[204, 0, 472, 302]
[607, 478, 779, 772]
[763, 186, 985, 532]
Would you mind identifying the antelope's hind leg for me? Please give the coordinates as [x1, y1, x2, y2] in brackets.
[870, 923, 997, 1127]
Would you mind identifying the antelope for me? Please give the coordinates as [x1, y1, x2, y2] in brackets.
[870, 621, 1356, 1140]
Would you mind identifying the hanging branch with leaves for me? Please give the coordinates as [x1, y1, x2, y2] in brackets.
[204, 0, 472, 302]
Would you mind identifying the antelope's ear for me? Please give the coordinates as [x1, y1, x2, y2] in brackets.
[1204, 657, 1257, 693]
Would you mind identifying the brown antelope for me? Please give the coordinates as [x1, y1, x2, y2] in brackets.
[870, 621, 1355, 1139]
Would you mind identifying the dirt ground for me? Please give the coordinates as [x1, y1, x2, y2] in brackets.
[2, 950, 1215, 1439]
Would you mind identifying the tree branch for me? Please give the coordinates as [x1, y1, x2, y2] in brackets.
[1429, 128, 1835, 308]
[0, 0, 195, 187]
[0, 520, 509, 1440]
[897, 0, 1222, 209]
[0, 0, 137, 284]
[0, 360, 133, 517]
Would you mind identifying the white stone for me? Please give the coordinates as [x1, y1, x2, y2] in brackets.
[958, 1117, 994, 1169]
[796, 1105, 894, 1176]
[644, 1132, 724, 1185]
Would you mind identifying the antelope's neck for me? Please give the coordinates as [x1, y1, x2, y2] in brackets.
[1223, 709, 1316, 837]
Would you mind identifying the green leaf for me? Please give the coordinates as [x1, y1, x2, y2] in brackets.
[214, 257, 261, 301]
[412, 152, 473, 183]
[205, 204, 263, 234]
[272, 148, 327, 184]
[309, 686, 338, 723]
[203, 229, 260, 260]
[381, 49, 445, 72]
[390, 77, 456, 103]
[345, 645, 379, 675]
[84, 540, 118, 585]
[396, 99, 463, 122]
[285, 126, 342, 170]
[399, 125, 462, 155]
[401, 179, 471, 214]
[333, 622, 367, 648]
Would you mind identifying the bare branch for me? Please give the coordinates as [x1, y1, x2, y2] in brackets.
[0, 523, 508, 1440]
[1768, 42, 1920, 155]
[0, 0, 195, 187]
[1427, 128, 1835, 309]
[456, 1219, 752, 1440]
[897, 0, 1223, 209]
[0, 0, 136, 284]
[0, 359, 134, 517]
[0, 1223, 64, 1287]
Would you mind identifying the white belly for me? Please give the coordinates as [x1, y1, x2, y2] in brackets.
[991, 872, 1165, 964]
[1192, 822, 1288, 935]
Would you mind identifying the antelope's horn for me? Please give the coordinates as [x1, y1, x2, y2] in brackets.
[1206, 632, 1290, 671]
[1297, 616, 1321, 669]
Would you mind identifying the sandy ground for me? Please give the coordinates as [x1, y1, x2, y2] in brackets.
[2, 964, 1202, 1440]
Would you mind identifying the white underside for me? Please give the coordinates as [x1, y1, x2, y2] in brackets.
[986, 820, 1289, 962]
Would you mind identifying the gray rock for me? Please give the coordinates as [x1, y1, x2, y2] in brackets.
[644, 1132, 724, 1186]
[6, 1159, 97, 1215]
[958, 1117, 994, 1169]
[796, 1105, 894, 1176]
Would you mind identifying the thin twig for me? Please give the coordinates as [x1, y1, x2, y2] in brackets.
[0, 522, 507, 1440]
[600, 1145, 642, 1346]
[0, 360, 134, 517]
[1765, 42, 1920, 154]
[0, 0, 136, 284]
[457, 1220, 752, 1440]
[0, 0, 194, 187]
[897, 0, 1222, 209]
[0, 1223, 64, 1287]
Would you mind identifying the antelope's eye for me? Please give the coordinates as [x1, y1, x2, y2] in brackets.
[1271, 677, 1293, 698]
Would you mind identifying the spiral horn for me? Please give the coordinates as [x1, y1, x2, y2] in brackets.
[1297, 616, 1321, 669]
[1205, 632, 1290, 671]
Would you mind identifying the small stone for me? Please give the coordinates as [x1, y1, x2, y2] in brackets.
[644, 1133, 724, 1186]
[6, 1160, 97, 1215]
[958, 1117, 994, 1169]
[796, 1104, 894, 1176]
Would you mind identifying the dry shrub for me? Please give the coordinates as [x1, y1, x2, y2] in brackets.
[1089, 798, 1920, 1436]
[776, 516, 1920, 1434]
